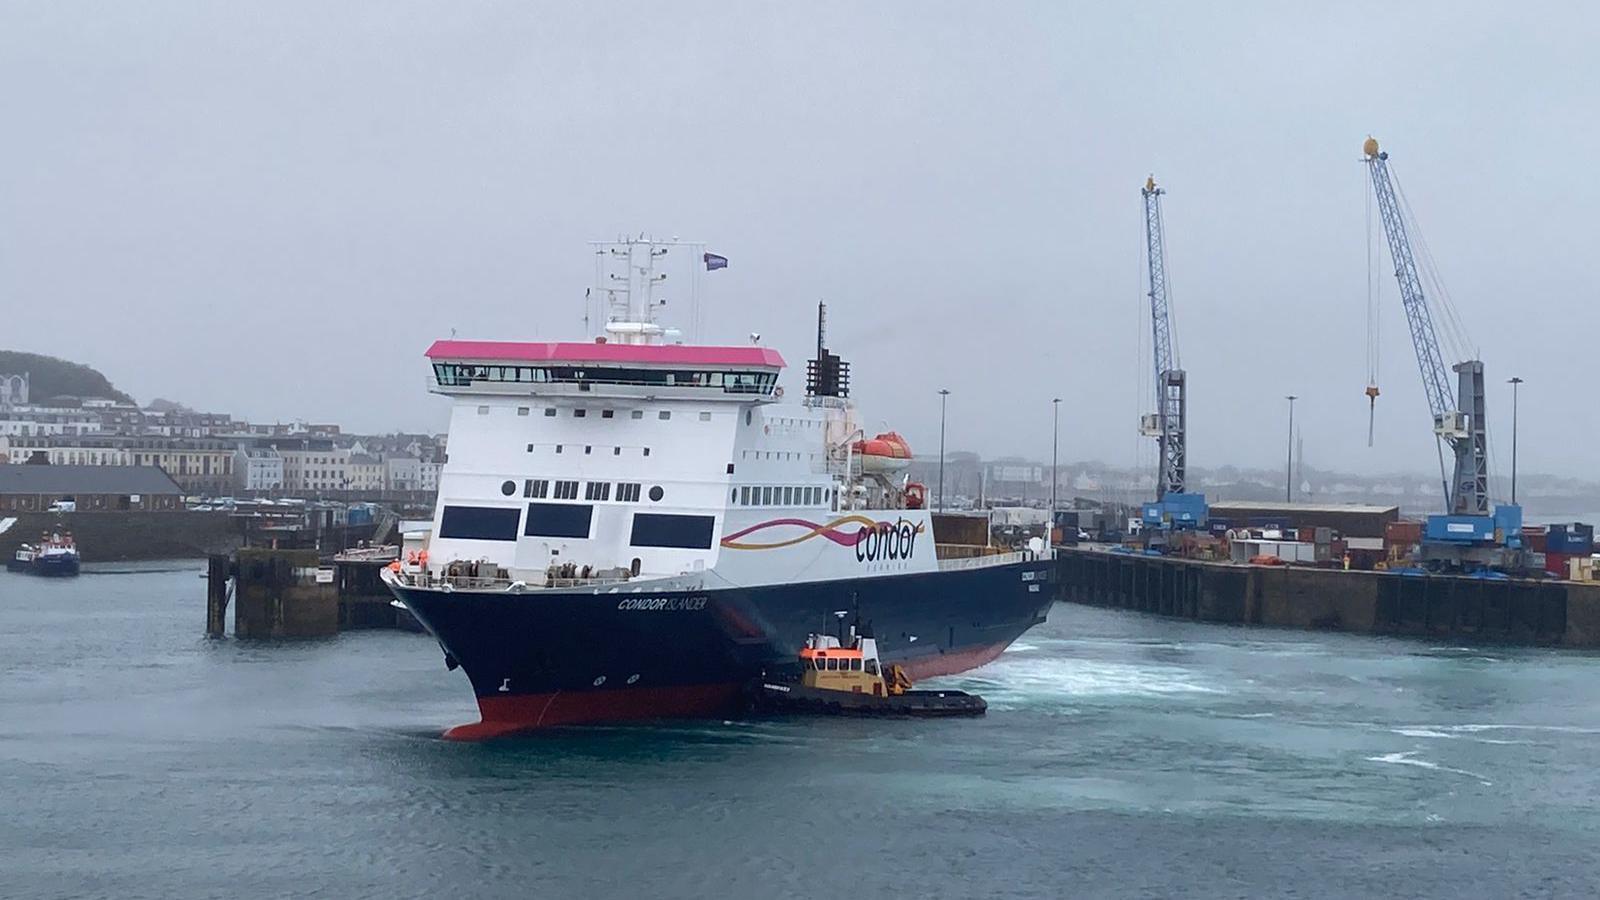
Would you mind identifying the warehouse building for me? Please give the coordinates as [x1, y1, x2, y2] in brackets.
[0, 464, 184, 512]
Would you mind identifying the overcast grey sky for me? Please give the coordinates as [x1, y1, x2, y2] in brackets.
[2, 1, 1595, 481]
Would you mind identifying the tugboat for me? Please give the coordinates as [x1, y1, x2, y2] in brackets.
[7, 530, 82, 578]
[751, 619, 987, 717]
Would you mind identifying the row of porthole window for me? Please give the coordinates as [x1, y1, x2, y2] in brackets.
[480, 405, 715, 423]
[508, 478, 661, 503]
[526, 443, 652, 458]
[734, 485, 830, 507]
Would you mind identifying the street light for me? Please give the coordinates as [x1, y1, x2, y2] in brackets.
[1284, 395, 1297, 503]
[1051, 398, 1061, 523]
[937, 389, 950, 512]
[1508, 377, 1523, 504]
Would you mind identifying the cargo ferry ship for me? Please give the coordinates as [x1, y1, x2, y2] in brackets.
[383, 238, 1052, 738]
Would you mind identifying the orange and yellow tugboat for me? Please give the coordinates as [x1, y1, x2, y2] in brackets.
[752, 621, 986, 717]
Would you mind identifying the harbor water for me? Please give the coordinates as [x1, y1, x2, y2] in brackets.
[5, 563, 1600, 898]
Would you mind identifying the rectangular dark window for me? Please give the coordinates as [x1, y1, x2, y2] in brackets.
[630, 513, 715, 550]
[553, 480, 579, 500]
[439, 505, 521, 541]
[617, 483, 641, 502]
[584, 481, 612, 501]
[524, 479, 549, 499]
[524, 503, 593, 539]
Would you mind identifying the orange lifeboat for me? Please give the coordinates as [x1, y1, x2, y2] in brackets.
[852, 431, 912, 473]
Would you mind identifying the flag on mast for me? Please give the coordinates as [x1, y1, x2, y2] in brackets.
[703, 252, 728, 271]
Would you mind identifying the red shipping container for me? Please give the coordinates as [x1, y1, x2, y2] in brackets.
[1522, 527, 1548, 554]
[1387, 521, 1424, 545]
[1546, 551, 1571, 577]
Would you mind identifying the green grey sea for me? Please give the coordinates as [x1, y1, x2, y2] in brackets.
[4, 562, 1599, 898]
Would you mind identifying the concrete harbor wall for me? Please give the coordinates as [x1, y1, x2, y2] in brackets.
[232, 549, 339, 638]
[0, 510, 241, 562]
[1055, 547, 1600, 647]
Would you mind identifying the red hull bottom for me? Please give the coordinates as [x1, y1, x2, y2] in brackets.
[442, 639, 1013, 740]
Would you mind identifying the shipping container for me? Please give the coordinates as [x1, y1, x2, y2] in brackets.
[1521, 526, 1548, 554]
[1546, 551, 1571, 577]
[1548, 523, 1595, 554]
[1386, 520, 1424, 545]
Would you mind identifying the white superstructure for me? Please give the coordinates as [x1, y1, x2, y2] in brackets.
[407, 238, 936, 592]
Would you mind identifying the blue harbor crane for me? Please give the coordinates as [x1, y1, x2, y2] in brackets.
[1138, 176, 1206, 539]
[1361, 137, 1521, 568]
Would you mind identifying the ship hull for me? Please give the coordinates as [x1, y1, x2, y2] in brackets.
[390, 558, 1052, 738]
[6, 554, 81, 577]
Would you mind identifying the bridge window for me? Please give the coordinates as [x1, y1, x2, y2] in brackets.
[439, 505, 520, 542]
[740, 487, 751, 505]
[602, 409, 615, 419]
[631, 410, 644, 420]
[585, 482, 612, 501]
[617, 483, 641, 502]
[553, 480, 579, 500]
[524, 502, 593, 539]
[517, 407, 529, 416]
[630, 513, 714, 550]
[574, 409, 586, 418]
[659, 411, 671, 420]
[544, 408, 557, 417]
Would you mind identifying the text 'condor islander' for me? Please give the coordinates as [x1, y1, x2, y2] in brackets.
[382, 236, 1053, 738]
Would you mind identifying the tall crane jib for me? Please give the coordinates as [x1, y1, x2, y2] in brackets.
[1140, 176, 1187, 502]
[1360, 137, 1489, 518]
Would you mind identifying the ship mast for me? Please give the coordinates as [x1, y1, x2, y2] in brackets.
[588, 236, 702, 345]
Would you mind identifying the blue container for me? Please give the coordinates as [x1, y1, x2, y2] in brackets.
[1425, 514, 1494, 544]
[1494, 505, 1524, 547]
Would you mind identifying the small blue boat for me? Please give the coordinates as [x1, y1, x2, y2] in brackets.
[7, 530, 81, 577]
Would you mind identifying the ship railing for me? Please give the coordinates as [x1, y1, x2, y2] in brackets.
[388, 567, 634, 592]
[935, 550, 1038, 571]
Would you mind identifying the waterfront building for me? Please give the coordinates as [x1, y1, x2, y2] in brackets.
[278, 446, 350, 493]
[383, 455, 421, 492]
[0, 435, 133, 466]
[0, 464, 183, 512]
[233, 447, 285, 493]
[347, 453, 384, 493]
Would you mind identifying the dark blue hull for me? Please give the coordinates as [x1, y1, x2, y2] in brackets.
[389, 558, 1053, 737]
[6, 555, 81, 577]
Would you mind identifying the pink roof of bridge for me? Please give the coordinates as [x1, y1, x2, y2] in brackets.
[425, 340, 786, 369]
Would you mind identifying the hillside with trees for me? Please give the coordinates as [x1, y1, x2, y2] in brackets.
[0, 350, 136, 405]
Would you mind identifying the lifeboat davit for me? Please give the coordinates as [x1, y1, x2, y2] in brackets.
[853, 431, 912, 474]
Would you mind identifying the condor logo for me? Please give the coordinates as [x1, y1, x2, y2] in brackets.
[855, 518, 922, 563]
[616, 596, 708, 612]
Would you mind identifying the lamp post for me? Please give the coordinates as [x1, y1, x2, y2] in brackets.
[1508, 377, 1523, 504]
[1051, 398, 1061, 523]
[937, 389, 950, 512]
[1284, 395, 1297, 503]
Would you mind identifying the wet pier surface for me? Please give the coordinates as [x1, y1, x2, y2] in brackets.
[5, 563, 1600, 898]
